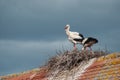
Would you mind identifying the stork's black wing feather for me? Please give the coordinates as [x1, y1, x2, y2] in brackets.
[84, 37, 98, 45]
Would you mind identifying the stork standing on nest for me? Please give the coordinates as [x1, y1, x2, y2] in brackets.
[65, 24, 84, 50]
[81, 37, 98, 51]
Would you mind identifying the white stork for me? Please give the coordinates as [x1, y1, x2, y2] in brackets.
[81, 37, 98, 51]
[65, 24, 84, 49]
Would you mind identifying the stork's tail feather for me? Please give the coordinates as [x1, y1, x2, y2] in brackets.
[79, 33, 84, 39]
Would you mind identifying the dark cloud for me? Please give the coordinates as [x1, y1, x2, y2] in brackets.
[0, 0, 120, 75]
[0, 0, 120, 40]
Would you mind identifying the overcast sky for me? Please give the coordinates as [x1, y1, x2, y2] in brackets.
[0, 0, 120, 76]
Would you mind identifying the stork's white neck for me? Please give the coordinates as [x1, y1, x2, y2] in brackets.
[65, 28, 70, 36]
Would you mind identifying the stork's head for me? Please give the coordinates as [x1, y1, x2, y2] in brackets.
[65, 24, 70, 30]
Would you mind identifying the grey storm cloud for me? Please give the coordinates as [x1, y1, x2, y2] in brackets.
[0, 0, 120, 75]
[0, 0, 120, 40]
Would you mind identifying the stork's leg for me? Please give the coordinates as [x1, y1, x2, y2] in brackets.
[73, 43, 77, 50]
[90, 47, 92, 51]
[90, 47, 94, 56]
[82, 46, 87, 53]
